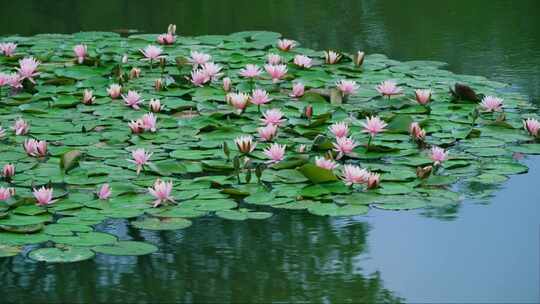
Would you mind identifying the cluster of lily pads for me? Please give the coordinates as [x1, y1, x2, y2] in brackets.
[0, 26, 539, 262]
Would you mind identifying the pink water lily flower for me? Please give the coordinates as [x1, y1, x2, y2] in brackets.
[122, 90, 143, 109]
[480, 96, 503, 112]
[157, 32, 175, 45]
[239, 64, 262, 78]
[376, 80, 402, 97]
[277, 39, 296, 51]
[355, 51, 365, 66]
[264, 64, 287, 83]
[261, 108, 285, 126]
[107, 84, 122, 99]
[336, 80, 359, 96]
[250, 89, 272, 105]
[3, 164, 15, 179]
[33, 186, 54, 206]
[333, 137, 358, 158]
[415, 89, 432, 105]
[315, 157, 339, 170]
[267, 53, 282, 65]
[128, 120, 144, 134]
[201, 62, 222, 80]
[0, 73, 9, 87]
[235, 135, 257, 154]
[149, 99, 163, 112]
[367, 172, 381, 189]
[409, 122, 426, 140]
[82, 89, 95, 105]
[341, 165, 369, 186]
[23, 139, 47, 157]
[324, 50, 342, 64]
[290, 82, 305, 98]
[293, 55, 312, 68]
[73, 44, 87, 64]
[523, 118, 540, 137]
[227, 92, 250, 111]
[263, 143, 286, 164]
[12, 118, 29, 135]
[141, 113, 157, 132]
[329, 122, 349, 138]
[362, 116, 387, 138]
[430, 146, 448, 165]
[148, 179, 175, 207]
[140, 45, 163, 60]
[189, 51, 211, 66]
[258, 124, 278, 142]
[7, 73, 23, 89]
[0, 187, 14, 201]
[17, 57, 40, 83]
[189, 69, 210, 86]
[0, 42, 17, 57]
[129, 148, 152, 175]
[97, 184, 111, 200]
[223, 77, 232, 92]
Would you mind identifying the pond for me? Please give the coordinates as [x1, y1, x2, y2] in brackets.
[1, 0, 539, 303]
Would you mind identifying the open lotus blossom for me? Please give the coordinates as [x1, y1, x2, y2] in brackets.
[33, 186, 54, 206]
[293, 55, 312, 68]
[7, 73, 23, 89]
[367, 172, 381, 189]
[157, 32, 175, 45]
[189, 68, 210, 86]
[130, 67, 141, 79]
[523, 118, 540, 137]
[409, 122, 426, 140]
[128, 119, 144, 134]
[277, 39, 296, 51]
[235, 135, 257, 154]
[201, 62, 222, 80]
[0, 126, 5, 138]
[333, 136, 358, 158]
[290, 82, 305, 98]
[0, 42, 17, 56]
[376, 80, 402, 97]
[122, 90, 143, 109]
[480, 96, 503, 112]
[140, 45, 163, 61]
[258, 124, 278, 141]
[148, 179, 175, 207]
[239, 64, 262, 78]
[189, 51, 211, 66]
[17, 57, 40, 83]
[2, 164, 14, 179]
[227, 92, 250, 111]
[250, 89, 272, 105]
[264, 64, 287, 83]
[261, 108, 285, 126]
[82, 89, 95, 105]
[315, 157, 339, 170]
[341, 165, 369, 186]
[141, 113, 157, 132]
[415, 89, 432, 105]
[12, 118, 29, 135]
[129, 148, 153, 175]
[329, 121, 349, 138]
[336, 79, 359, 96]
[23, 139, 47, 157]
[430, 146, 448, 165]
[73, 44, 87, 64]
[354, 51, 365, 66]
[263, 143, 286, 164]
[324, 50, 342, 64]
[149, 99, 163, 112]
[362, 116, 387, 138]
[0, 187, 14, 201]
[223, 77, 232, 92]
[107, 84, 122, 99]
[267, 53, 282, 65]
[97, 184, 111, 200]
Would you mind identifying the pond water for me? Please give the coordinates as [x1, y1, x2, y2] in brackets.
[1, 0, 539, 302]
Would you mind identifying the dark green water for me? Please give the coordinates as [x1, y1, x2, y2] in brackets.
[1, 0, 539, 302]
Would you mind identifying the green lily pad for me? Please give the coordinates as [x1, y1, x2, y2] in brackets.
[93, 241, 158, 256]
[28, 247, 95, 263]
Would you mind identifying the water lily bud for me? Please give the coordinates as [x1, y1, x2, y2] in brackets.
[130, 67, 141, 79]
[296, 144, 307, 153]
[245, 168, 252, 184]
[233, 156, 240, 171]
[223, 77, 232, 92]
[222, 141, 230, 159]
[159, 57, 166, 69]
[355, 51, 365, 66]
[154, 78, 162, 91]
[167, 24, 176, 35]
[305, 105, 313, 120]
[255, 163, 266, 183]
[149, 99, 162, 112]
[122, 54, 128, 64]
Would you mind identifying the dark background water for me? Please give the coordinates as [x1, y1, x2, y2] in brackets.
[1, 0, 539, 302]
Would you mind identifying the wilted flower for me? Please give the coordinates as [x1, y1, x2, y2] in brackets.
[107, 84, 122, 99]
[122, 90, 143, 109]
[17, 57, 40, 83]
[293, 55, 312, 68]
[430, 146, 448, 165]
[341, 165, 369, 186]
[82, 89, 95, 105]
[239, 64, 262, 78]
[336, 79, 358, 96]
[129, 148, 153, 175]
[264, 64, 287, 83]
[480, 96, 503, 112]
[324, 50, 342, 64]
[277, 39, 296, 51]
[250, 89, 272, 106]
[0, 42, 17, 57]
[315, 157, 339, 170]
[23, 139, 47, 157]
[141, 113, 157, 132]
[148, 179, 175, 207]
[97, 184, 111, 200]
[73, 44, 87, 64]
[189, 51, 211, 66]
[267, 53, 282, 65]
[261, 108, 285, 126]
[12, 118, 29, 135]
[361, 116, 387, 138]
[140, 45, 163, 60]
[258, 124, 278, 142]
[33, 186, 54, 206]
[333, 137, 358, 158]
[290, 82, 305, 98]
[416, 165, 433, 179]
[415, 89, 432, 105]
[329, 122, 349, 138]
[523, 118, 540, 137]
[235, 136, 257, 154]
[263, 143, 286, 164]
[376, 80, 402, 97]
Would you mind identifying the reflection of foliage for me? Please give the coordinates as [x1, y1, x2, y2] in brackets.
[1, 214, 402, 303]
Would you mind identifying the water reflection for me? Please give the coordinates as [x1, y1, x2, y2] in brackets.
[2, 213, 402, 303]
